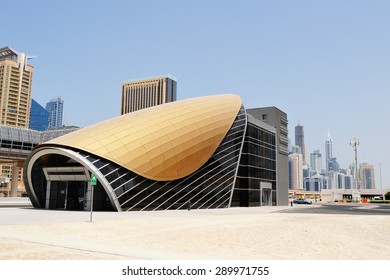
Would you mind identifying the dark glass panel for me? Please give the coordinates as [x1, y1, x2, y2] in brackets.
[29, 158, 47, 208]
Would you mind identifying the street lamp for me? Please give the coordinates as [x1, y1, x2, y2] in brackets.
[349, 137, 360, 190]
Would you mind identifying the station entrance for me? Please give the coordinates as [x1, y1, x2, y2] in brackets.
[44, 167, 90, 210]
[51, 181, 88, 210]
[41, 166, 114, 211]
[260, 182, 272, 207]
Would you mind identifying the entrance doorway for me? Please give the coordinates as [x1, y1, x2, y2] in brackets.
[55, 181, 67, 209]
[260, 182, 272, 206]
[66, 181, 87, 210]
[43, 167, 91, 210]
[51, 181, 87, 210]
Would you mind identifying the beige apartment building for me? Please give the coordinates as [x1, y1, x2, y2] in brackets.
[0, 46, 34, 194]
[121, 75, 176, 114]
[0, 46, 34, 128]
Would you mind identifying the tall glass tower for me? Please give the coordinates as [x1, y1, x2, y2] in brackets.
[46, 97, 64, 128]
[29, 99, 49, 131]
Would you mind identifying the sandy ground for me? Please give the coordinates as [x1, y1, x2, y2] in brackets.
[0, 205, 389, 260]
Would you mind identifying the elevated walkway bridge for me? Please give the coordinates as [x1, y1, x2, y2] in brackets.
[0, 125, 78, 196]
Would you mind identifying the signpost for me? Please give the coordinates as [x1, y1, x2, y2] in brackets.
[90, 173, 97, 222]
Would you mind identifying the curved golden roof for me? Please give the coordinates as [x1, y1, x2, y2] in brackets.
[43, 94, 242, 181]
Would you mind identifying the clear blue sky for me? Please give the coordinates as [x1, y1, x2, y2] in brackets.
[2, 0, 390, 189]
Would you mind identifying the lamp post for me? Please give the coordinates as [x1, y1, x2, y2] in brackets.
[349, 137, 360, 190]
[379, 163, 383, 199]
[90, 173, 97, 222]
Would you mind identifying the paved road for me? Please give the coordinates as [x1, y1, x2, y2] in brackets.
[279, 203, 390, 215]
[1, 197, 389, 221]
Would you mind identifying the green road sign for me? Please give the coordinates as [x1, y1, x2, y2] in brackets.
[91, 173, 97, 185]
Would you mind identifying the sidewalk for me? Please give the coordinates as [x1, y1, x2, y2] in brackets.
[0, 197, 32, 208]
[0, 205, 389, 260]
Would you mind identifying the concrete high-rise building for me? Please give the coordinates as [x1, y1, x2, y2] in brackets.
[121, 75, 177, 114]
[30, 99, 49, 131]
[288, 153, 303, 190]
[46, 97, 64, 128]
[360, 161, 375, 189]
[295, 122, 306, 164]
[0, 46, 34, 128]
[0, 46, 35, 195]
[325, 132, 333, 173]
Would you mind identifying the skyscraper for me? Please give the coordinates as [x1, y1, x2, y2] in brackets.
[0, 46, 34, 128]
[121, 75, 177, 114]
[30, 99, 49, 131]
[310, 149, 322, 175]
[295, 122, 306, 164]
[325, 132, 333, 173]
[46, 97, 64, 128]
[360, 161, 375, 189]
[288, 153, 303, 190]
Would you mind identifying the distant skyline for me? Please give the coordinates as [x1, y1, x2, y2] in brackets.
[2, 0, 389, 188]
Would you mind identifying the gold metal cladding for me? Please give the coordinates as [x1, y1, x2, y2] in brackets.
[42, 94, 242, 181]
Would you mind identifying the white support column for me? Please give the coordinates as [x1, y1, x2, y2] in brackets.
[10, 163, 19, 197]
[85, 181, 92, 211]
[45, 181, 51, 209]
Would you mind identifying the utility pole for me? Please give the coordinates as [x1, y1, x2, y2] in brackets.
[349, 137, 360, 190]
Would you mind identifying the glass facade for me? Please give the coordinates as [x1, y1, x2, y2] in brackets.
[363, 169, 373, 189]
[30, 99, 49, 131]
[46, 97, 64, 128]
[232, 121, 277, 207]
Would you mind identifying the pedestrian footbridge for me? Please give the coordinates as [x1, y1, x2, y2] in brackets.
[0, 125, 78, 196]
